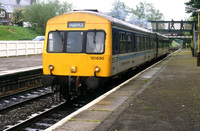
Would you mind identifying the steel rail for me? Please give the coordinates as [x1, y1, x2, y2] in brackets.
[0, 92, 51, 113]
[4, 102, 66, 131]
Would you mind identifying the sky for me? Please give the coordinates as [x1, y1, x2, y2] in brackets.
[61, 0, 191, 21]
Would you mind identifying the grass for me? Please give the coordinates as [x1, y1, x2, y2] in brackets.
[136, 100, 143, 103]
[143, 106, 150, 109]
[171, 40, 181, 48]
[0, 26, 41, 40]
[68, 119, 101, 122]
[91, 109, 113, 112]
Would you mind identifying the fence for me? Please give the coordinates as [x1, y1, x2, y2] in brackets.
[0, 41, 44, 57]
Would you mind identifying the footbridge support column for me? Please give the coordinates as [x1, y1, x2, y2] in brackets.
[197, 11, 200, 66]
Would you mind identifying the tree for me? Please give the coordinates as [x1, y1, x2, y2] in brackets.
[31, 0, 36, 4]
[0, 3, 1, 11]
[23, 0, 73, 34]
[0, 3, 2, 25]
[11, 8, 24, 26]
[129, 2, 164, 21]
[108, 0, 129, 20]
[185, 0, 200, 22]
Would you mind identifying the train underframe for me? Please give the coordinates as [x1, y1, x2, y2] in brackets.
[42, 75, 106, 100]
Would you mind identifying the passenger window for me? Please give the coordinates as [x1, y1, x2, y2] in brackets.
[146, 37, 149, 49]
[141, 36, 144, 50]
[127, 34, 132, 52]
[144, 37, 147, 50]
[133, 35, 136, 51]
[120, 33, 126, 53]
[136, 36, 140, 51]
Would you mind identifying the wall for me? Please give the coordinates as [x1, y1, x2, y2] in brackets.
[0, 41, 44, 57]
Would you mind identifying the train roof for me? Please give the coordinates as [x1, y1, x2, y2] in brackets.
[71, 10, 155, 35]
[156, 32, 169, 39]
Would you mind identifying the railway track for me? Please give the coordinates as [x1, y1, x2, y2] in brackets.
[0, 86, 51, 112]
[4, 102, 66, 131]
[3, 96, 93, 131]
[0, 86, 56, 131]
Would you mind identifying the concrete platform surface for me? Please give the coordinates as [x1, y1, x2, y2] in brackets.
[47, 49, 200, 131]
[0, 55, 42, 75]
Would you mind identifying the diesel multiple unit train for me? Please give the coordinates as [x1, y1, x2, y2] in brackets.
[42, 10, 169, 100]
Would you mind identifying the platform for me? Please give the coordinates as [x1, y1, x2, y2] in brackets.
[46, 49, 200, 131]
[0, 55, 42, 75]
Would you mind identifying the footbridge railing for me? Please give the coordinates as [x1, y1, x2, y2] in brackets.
[149, 20, 196, 34]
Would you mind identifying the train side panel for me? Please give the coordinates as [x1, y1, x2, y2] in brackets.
[110, 28, 158, 76]
[157, 35, 169, 58]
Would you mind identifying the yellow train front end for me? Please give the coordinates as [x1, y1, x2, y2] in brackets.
[42, 11, 112, 99]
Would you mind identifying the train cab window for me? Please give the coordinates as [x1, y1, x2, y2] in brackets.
[66, 32, 83, 53]
[86, 32, 105, 54]
[47, 32, 64, 53]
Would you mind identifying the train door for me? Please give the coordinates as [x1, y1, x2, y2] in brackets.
[111, 29, 119, 75]
[155, 34, 158, 58]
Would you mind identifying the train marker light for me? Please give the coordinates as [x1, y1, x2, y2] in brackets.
[48, 64, 54, 75]
[94, 66, 100, 77]
[94, 66, 100, 73]
[48, 64, 54, 71]
[71, 66, 77, 73]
